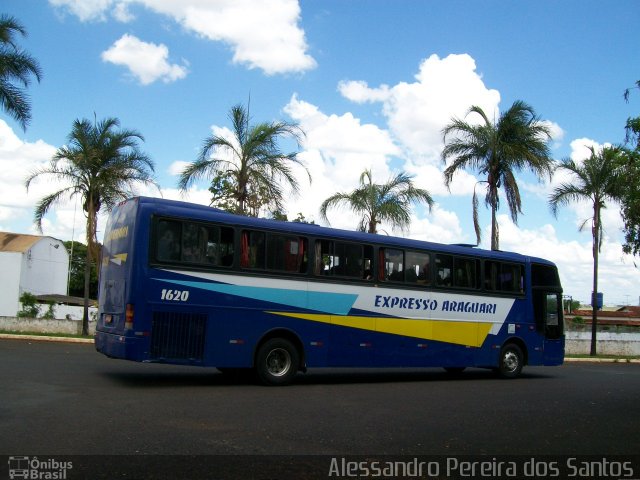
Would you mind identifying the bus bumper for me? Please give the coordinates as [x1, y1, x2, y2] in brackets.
[95, 330, 147, 362]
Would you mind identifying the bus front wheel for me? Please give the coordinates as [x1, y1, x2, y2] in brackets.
[498, 343, 524, 379]
[255, 338, 299, 386]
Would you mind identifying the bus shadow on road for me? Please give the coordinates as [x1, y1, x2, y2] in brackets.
[98, 366, 556, 388]
[294, 367, 556, 385]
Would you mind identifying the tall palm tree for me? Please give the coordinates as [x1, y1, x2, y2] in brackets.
[320, 169, 434, 234]
[0, 14, 42, 130]
[25, 117, 157, 335]
[442, 100, 553, 250]
[549, 145, 622, 356]
[178, 103, 309, 216]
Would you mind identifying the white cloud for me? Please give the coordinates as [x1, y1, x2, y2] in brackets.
[0, 119, 80, 239]
[498, 215, 640, 305]
[50, 0, 316, 75]
[49, 0, 133, 22]
[540, 120, 565, 148]
[284, 94, 405, 228]
[168, 160, 191, 176]
[101, 34, 188, 85]
[340, 53, 501, 163]
[338, 80, 391, 104]
[406, 206, 464, 244]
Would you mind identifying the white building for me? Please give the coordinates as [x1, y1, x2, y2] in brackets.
[0, 232, 69, 317]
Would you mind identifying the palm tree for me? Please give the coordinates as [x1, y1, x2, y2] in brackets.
[178, 103, 309, 216]
[442, 100, 553, 250]
[0, 14, 42, 130]
[25, 117, 157, 335]
[549, 145, 622, 356]
[320, 169, 434, 234]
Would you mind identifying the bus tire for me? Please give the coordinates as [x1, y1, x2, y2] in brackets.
[255, 338, 299, 386]
[498, 343, 524, 379]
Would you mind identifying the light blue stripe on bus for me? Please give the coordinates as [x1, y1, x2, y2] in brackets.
[155, 278, 358, 315]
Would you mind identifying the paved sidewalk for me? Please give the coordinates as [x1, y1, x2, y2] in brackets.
[0, 333, 94, 344]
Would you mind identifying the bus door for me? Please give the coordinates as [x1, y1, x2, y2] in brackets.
[533, 290, 564, 365]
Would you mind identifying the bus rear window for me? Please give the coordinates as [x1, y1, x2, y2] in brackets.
[155, 218, 234, 267]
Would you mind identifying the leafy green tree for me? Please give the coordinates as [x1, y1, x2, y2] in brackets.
[320, 169, 433, 234]
[616, 147, 640, 256]
[617, 80, 640, 256]
[179, 103, 309, 217]
[549, 145, 622, 356]
[442, 100, 553, 250]
[64, 240, 98, 299]
[0, 14, 42, 130]
[25, 117, 157, 335]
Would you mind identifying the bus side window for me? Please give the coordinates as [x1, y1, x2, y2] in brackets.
[241, 230, 265, 269]
[435, 254, 452, 287]
[157, 220, 181, 261]
[267, 234, 308, 273]
[454, 257, 478, 289]
[406, 251, 430, 285]
[204, 225, 234, 267]
[484, 261, 524, 293]
[362, 245, 373, 280]
[314, 240, 330, 275]
[314, 240, 367, 279]
[383, 248, 404, 282]
[182, 223, 202, 263]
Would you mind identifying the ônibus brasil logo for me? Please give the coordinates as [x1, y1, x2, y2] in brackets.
[8, 456, 72, 480]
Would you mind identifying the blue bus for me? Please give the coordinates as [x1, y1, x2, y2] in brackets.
[95, 196, 564, 385]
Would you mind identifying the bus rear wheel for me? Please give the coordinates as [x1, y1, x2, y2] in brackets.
[498, 343, 524, 379]
[255, 338, 299, 386]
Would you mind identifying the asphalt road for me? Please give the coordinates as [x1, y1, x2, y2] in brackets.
[1, 338, 639, 478]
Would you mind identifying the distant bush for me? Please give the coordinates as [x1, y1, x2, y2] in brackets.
[17, 292, 40, 318]
[41, 302, 56, 319]
[571, 316, 585, 324]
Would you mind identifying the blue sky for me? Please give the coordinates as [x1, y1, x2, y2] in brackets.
[1, 0, 639, 305]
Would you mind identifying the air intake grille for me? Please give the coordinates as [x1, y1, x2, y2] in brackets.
[150, 311, 206, 361]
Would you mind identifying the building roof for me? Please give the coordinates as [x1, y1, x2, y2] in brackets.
[0, 232, 46, 253]
[36, 294, 97, 307]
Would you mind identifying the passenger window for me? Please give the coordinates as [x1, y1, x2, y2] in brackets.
[182, 222, 204, 263]
[405, 251, 431, 285]
[314, 240, 371, 279]
[454, 257, 478, 289]
[267, 234, 308, 273]
[383, 249, 404, 282]
[435, 254, 453, 287]
[157, 220, 181, 261]
[485, 261, 524, 293]
[204, 225, 234, 267]
[241, 230, 265, 269]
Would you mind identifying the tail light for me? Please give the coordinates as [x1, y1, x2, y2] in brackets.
[125, 304, 134, 330]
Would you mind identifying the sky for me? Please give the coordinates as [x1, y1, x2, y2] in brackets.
[2, 0, 639, 306]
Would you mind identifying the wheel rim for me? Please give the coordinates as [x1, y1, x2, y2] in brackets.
[503, 350, 519, 373]
[265, 347, 292, 377]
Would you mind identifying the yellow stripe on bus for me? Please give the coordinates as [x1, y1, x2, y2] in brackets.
[267, 312, 493, 347]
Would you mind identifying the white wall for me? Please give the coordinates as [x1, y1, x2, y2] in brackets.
[20, 238, 69, 297]
[0, 252, 22, 316]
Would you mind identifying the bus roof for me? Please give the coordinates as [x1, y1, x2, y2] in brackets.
[128, 196, 556, 267]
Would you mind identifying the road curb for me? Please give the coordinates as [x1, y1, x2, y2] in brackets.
[0, 333, 94, 344]
[564, 356, 640, 364]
